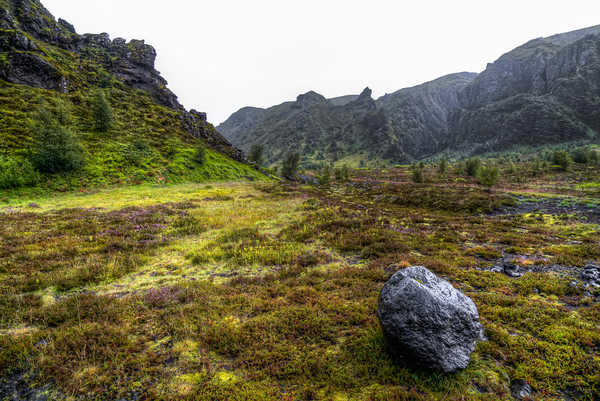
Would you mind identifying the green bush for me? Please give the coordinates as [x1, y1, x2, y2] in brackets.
[93, 90, 114, 132]
[335, 165, 350, 182]
[438, 157, 448, 176]
[193, 143, 207, 165]
[411, 163, 424, 184]
[281, 152, 300, 179]
[552, 150, 572, 171]
[318, 165, 332, 186]
[465, 158, 482, 177]
[0, 155, 38, 189]
[30, 107, 85, 174]
[476, 165, 500, 187]
[248, 144, 265, 168]
[123, 139, 152, 166]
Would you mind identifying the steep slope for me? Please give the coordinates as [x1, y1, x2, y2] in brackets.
[448, 25, 600, 154]
[0, 0, 258, 190]
[377, 72, 477, 157]
[220, 25, 600, 165]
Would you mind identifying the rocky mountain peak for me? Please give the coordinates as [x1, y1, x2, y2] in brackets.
[358, 87, 373, 99]
[296, 90, 327, 107]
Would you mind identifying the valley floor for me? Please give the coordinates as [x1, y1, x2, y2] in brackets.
[1, 170, 599, 400]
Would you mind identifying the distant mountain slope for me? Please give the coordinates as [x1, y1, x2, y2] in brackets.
[219, 25, 600, 165]
[448, 25, 600, 154]
[0, 0, 259, 190]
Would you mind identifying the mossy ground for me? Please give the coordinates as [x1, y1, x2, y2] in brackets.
[1, 163, 599, 400]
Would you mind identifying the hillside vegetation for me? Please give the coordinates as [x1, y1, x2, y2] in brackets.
[0, 0, 260, 192]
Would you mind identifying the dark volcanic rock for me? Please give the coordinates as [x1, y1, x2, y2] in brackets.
[377, 266, 484, 373]
[510, 379, 532, 400]
[581, 264, 600, 288]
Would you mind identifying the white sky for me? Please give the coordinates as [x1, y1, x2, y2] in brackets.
[43, 0, 600, 124]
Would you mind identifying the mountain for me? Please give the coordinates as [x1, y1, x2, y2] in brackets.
[219, 25, 600, 166]
[0, 0, 260, 189]
[447, 25, 600, 154]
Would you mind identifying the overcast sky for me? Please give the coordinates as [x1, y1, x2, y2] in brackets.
[44, 0, 600, 124]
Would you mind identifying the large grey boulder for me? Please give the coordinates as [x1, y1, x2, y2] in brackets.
[377, 266, 484, 373]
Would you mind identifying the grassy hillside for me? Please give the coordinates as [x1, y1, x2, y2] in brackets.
[0, 82, 262, 192]
[0, 0, 262, 192]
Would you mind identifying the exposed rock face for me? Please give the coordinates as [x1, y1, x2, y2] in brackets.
[448, 25, 600, 154]
[0, 0, 246, 162]
[220, 25, 600, 163]
[377, 73, 477, 158]
[377, 266, 483, 373]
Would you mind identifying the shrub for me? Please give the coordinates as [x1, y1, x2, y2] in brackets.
[477, 165, 500, 187]
[281, 152, 300, 179]
[438, 157, 448, 176]
[123, 139, 152, 166]
[0, 155, 38, 189]
[93, 90, 114, 132]
[465, 158, 482, 177]
[318, 165, 332, 186]
[335, 165, 350, 182]
[193, 143, 207, 165]
[30, 107, 85, 174]
[411, 163, 424, 184]
[552, 150, 572, 171]
[248, 144, 265, 168]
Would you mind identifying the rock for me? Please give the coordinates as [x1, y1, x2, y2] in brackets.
[57, 18, 75, 33]
[377, 266, 484, 373]
[581, 264, 600, 287]
[510, 379, 532, 400]
[491, 262, 525, 278]
[297, 174, 318, 185]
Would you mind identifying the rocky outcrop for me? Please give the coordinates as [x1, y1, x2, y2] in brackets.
[0, 0, 246, 163]
[377, 266, 483, 373]
[1, 0, 180, 108]
[448, 25, 600, 154]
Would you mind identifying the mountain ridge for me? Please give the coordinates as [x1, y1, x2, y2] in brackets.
[219, 24, 600, 166]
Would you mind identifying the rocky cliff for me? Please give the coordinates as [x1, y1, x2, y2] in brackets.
[448, 25, 600, 154]
[220, 25, 600, 165]
[0, 0, 244, 162]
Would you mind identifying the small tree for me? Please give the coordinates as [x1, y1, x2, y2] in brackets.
[193, 143, 207, 165]
[335, 165, 350, 182]
[93, 90, 114, 132]
[30, 106, 85, 173]
[465, 158, 482, 177]
[411, 163, 424, 184]
[281, 152, 300, 180]
[438, 156, 448, 177]
[248, 144, 265, 168]
[552, 150, 571, 171]
[477, 165, 500, 188]
[318, 165, 332, 186]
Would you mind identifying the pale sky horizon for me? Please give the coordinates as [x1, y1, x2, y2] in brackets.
[43, 1, 600, 125]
